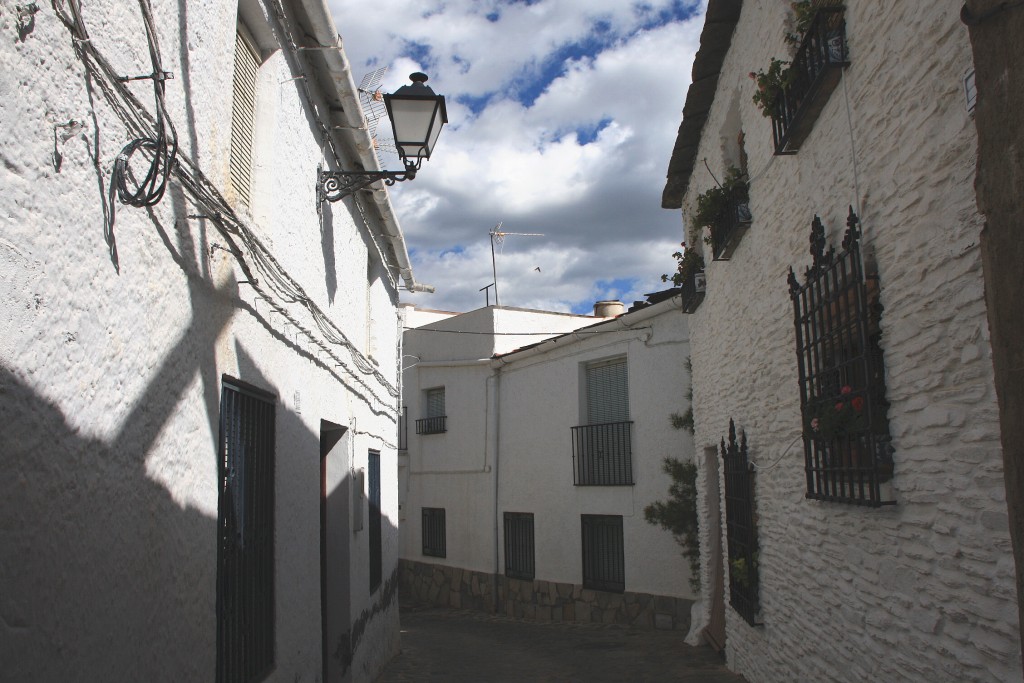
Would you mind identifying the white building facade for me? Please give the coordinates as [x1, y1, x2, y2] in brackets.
[399, 298, 699, 629]
[1, 1, 414, 681]
[663, 1, 1020, 681]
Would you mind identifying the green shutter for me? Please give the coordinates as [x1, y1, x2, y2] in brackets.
[586, 358, 629, 424]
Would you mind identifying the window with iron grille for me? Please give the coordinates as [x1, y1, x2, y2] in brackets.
[581, 514, 624, 593]
[216, 378, 275, 683]
[503, 512, 535, 580]
[230, 26, 260, 207]
[721, 420, 760, 627]
[788, 209, 894, 506]
[422, 507, 446, 557]
[572, 358, 633, 485]
[416, 387, 446, 435]
[368, 450, 382, 593]
[398, 406, 408, 451]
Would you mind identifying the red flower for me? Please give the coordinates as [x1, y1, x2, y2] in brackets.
[840, 385, 852, 395]
[835, 402, 844, 412]
[851, 396, 865, 413]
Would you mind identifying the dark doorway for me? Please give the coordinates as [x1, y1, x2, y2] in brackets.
[320, 420, 350, 683]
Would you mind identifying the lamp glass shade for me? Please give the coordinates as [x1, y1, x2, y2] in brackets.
[384, 74, 448, 163]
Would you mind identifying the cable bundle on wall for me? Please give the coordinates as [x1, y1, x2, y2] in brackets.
[51, 0, 400, 415]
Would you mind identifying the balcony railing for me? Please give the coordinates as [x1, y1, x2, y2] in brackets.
[680, 269, 706, 314]
[571, 421, 634, 486]
[415, 416, 447, 435]
[710, 195, 753, 261]
[770, 6, 849, 155]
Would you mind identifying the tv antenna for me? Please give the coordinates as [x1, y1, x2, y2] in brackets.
[358, 67, 398, 162]
[489, 222, 544, 307]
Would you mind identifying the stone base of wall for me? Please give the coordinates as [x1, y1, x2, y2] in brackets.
[398, 559, 692, 631]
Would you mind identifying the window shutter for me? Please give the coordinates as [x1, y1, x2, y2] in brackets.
[426, 387, 445, 418]
[586, 358, 629, 424]
[230, 29, 259, 207]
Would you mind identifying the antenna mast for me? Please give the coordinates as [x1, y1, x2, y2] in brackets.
[488, 223, 544, 307]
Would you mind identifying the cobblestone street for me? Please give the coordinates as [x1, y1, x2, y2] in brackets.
[374, 606, 748, 682]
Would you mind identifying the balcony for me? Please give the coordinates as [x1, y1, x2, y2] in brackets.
[770, 6, 849, 155]
[571, 421, 634, 486]
[415, 416, 447, 435]
[680, 269, 706, 314]
[710, 195, 752, 261]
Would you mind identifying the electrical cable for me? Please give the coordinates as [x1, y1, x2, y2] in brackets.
[51, 0, 401, 415]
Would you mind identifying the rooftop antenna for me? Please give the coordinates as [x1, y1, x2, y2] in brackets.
[357, 66, 398, 162]
[489, 222, 544, 307]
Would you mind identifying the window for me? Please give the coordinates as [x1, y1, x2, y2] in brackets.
[503, 512, 535, 580]
[422, 507, 446, 558]
[230, 26, 259, 207]
[368, 450, 381, 593]
[722, 420, 760, 627]
[216, 378, 275, 683]
[416, 387, 446, 435]
[572, 358, 633, 485]
[789, 210, 894, 506]
[581, 514, 624, 593]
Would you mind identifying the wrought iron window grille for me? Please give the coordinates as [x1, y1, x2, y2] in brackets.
[398, 406, 409, 450]
[422, 507, 447, 558]
[711, 194, 753, 261]
[415, 415, 447, 435]
[680, 269, 707, 314]
[770, 6, 849, 155]
[217, 378, 276, 683]
[571, 421, 634, 486]
[722, 419, 761, 627]
[789, 208, 894, 507]
[581, 514, 625, 593]
[504, 512, 536, 580]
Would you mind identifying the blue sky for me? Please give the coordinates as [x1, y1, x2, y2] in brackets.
[328, 0, 707, 314]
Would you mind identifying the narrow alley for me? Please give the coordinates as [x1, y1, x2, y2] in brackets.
[374, 606, 748, 683]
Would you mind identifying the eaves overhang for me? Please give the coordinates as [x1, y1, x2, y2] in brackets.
[662, 0, 743, 210]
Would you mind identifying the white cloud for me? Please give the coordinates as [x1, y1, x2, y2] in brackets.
[328, 0, 704, 314]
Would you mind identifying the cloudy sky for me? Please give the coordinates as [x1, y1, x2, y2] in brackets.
[328, 0, 706, 314]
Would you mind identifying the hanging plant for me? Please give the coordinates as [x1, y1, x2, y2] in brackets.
[749, 58, 793, 118]
[662, 244, 705, 288]
[693, 166, 749, 244]
[785, 0, 844, 47]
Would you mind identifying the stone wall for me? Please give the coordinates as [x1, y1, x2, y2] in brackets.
[399, 560, 693, 631]
[669, 1, 1020, 682]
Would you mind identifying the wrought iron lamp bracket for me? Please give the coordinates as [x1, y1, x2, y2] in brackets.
[318, 158, 421, 203]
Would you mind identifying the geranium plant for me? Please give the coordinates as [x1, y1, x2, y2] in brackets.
[662, 243, 705, 287]
[805, 384, 865, 441]
[786, 0, 843, 47]
[693, 166, 749, 244]
[749, 58, 793, 118]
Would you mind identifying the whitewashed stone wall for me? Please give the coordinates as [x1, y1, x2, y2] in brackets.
[400, 300, 698, 622]
[1, 2, 401, 680]
[675, 1, 1019, 682]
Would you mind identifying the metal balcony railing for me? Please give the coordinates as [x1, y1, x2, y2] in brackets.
[571, 421, 634, 486]
[771, 6, 849, 155]
[680, 269, 707, 314]
[415, 415, 447, 435]
[710, 194, 753, 261]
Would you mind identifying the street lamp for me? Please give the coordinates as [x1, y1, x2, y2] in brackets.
[319, 72, 447, 202]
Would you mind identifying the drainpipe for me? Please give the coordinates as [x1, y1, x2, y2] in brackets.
[491, 366, 502, 613]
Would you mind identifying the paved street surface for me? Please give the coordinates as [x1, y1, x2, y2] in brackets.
[375, 606, 749, 682]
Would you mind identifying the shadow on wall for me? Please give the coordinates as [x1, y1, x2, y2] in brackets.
[0, 347, 400, 681]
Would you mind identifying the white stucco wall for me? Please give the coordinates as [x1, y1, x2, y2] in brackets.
[673, 1, 1018, 681]
[1, 2, 401, 681]
[399, 306, 599, 572]
[495, 301, 696, 599]
[400, 301, 696, 600]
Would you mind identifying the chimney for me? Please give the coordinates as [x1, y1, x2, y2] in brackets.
[593, 300, 625, 318]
